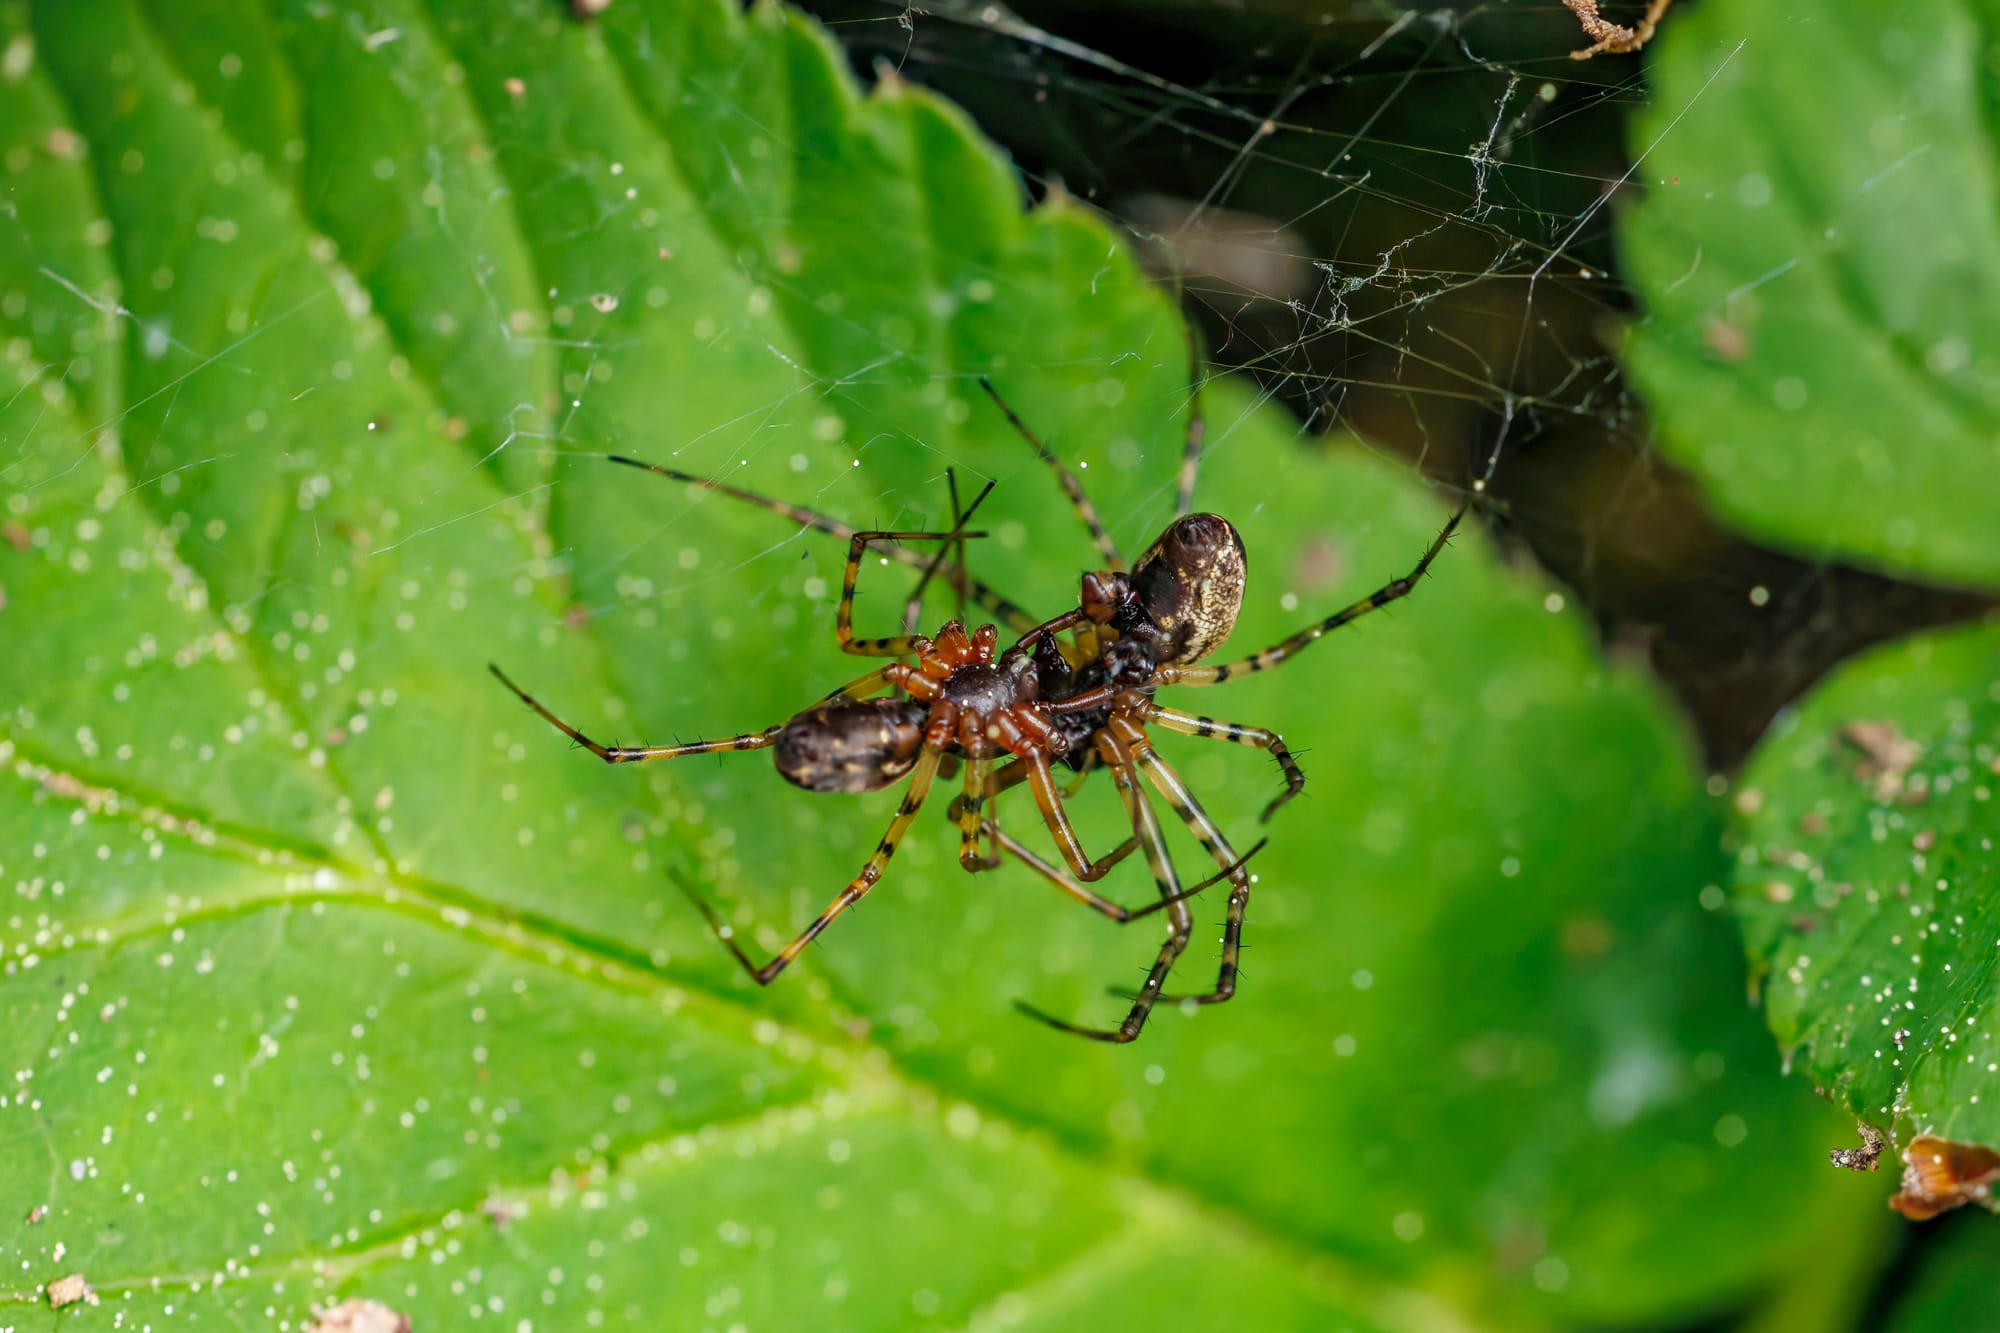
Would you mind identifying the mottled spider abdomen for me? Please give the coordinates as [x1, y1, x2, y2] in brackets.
[773, 698, 929, 793]
[1129, 513, 1246, 664]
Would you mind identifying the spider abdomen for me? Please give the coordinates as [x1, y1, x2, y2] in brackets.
[1129, 513, 1247, 664]
[773, 699, 928, 794]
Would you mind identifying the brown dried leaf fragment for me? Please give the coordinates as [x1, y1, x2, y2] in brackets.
[1889, 1135, 2000, 1220]
[1838, 719, 1923, 802]
[46, 1273, 93, 1308]
[1563, 0, 1675, 59]
[308, 1298, 413, 1333]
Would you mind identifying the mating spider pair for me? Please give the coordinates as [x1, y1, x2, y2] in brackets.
[492, 373, 1464, 1042]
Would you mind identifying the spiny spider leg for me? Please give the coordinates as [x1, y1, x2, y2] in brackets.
[489, 662, 900, 763]
[903, 469, 972, 638]
[1174, 342, 1206, 521]
[948, 469, 971, 627]
[488, 664, 782, 763]
[949, 750, 1143, 888]
[1059, 751, 1098, 797]
[982, 336, 1208, 549]
[837, 508, 993, 657]
[604, 453, 1039, 635]
[1111, 713, 1253, 1008]
[978, 377, 1124, 571]
[1021, 750, 1145, 884]
[1013, 726, 1193, 1043]
[990, 825, 1266, 924]
[953, 756, 1002, 872]
[1153, 506, 1466, 686]
[1138, 702, 1303, 823]
[677, 748, 946, 984]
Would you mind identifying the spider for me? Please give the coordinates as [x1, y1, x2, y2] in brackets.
[495, 363, 1464, 1041]
[489, 482, 1255, 1035]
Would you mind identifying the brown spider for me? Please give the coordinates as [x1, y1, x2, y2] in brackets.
[496, 364, 1464, 1041]
[490, 487, 1252, 1032]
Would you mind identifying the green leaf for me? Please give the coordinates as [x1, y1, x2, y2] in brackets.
[0, 0, 1840, 1326]
[1732, 622, 2000, 1177]
[1620, 0, 2000, 588]
[1881, 1218, 2000, 1331]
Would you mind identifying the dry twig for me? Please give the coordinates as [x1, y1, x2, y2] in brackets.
[1563, 0, 1675, 59]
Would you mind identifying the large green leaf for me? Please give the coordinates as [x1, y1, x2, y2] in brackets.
[0, 0, 1840, 1326]
[1620, 0, 2000, 588]
[1732, 621, 2000, 1211]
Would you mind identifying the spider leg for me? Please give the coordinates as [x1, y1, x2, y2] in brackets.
[982, 746, 1247, 892]
[678, 747, 945, 984]
[492, 662, 900, 763]
[839, 520, 994, 657]
[958, 750, 1147, 897]
[1012, 728, 1193, 1043]
[814, 665, 902, 704]
[977, 377, 1124, 571]
[1175, 342, 1206, 521]
[1154, 506, 1465, 686]
[1022, 750, 1143, 883]
[1059, 749, 1098, 798]
[1109, 713, 1252, 1008]
[1138, 703, 1303, 823]
[904, 469, 971, 638]
[604, 454, 1039, 634]
[974, 748, 1104, 803]
[953, 757, 1002, 872]
[988, 824, 1263, 922]
[489, 664, 782, 763]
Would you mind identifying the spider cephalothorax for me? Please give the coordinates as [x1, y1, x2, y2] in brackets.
[888, 620, 1065, 759]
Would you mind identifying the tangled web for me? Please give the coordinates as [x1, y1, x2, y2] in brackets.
[790, 0, 1985, 764]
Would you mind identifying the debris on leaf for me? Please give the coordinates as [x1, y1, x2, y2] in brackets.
[24, 1204, 46, 1225]
[1836, 720, 1922, 802]
[1889, 1135, 2000, 1220]
[308, 1298, 413, 1333]
[46, 1273, 93, 1308]
[478, 1193, 525, 1231]
[1828, 1123, 1885, 1172]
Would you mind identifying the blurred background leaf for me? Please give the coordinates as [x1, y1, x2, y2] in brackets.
[1620, 0, 2000, 589]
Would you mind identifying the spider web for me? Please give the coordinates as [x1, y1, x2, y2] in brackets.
[785, 0, 1988, 768]
[5, 0, 1976, 772]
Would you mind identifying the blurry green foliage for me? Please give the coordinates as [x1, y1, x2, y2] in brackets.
[1622, 0, 2000, 588]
